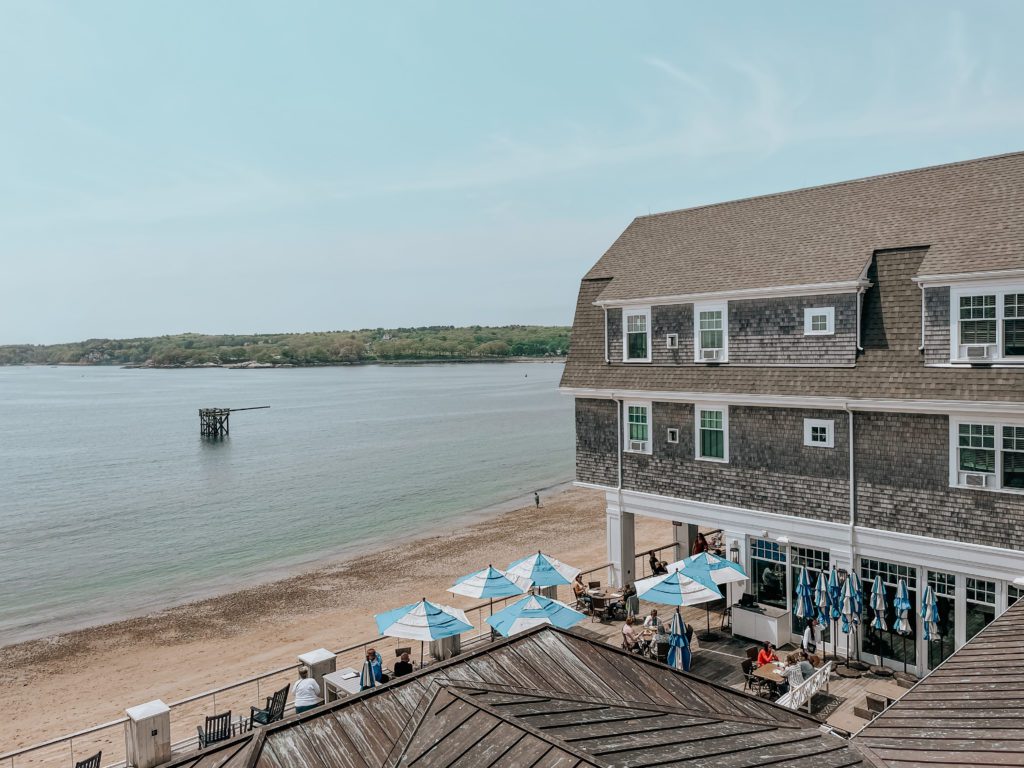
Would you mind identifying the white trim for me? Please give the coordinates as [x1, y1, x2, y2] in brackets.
[623, 400, 652, 454]
[593, 280, 869, 308]
[803, 418, 835, 448]
[949, 283, 1024, 364]
[665, 333, 679, 350]
[622, 306, 652, 363]
[913, 267, 1024, 287]
[695, 404, 729, 463]
[948, 416, 1024, 495]
[561, 387, 1024, 416]
[803, 307, 835, 336]
[666, 427, 680, 444]
[693, 301, 728, 363]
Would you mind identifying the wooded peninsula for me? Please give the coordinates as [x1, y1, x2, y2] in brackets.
[0, 325, 570, 367]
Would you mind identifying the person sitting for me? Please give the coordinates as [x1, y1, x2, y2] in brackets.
[621, 616, 641, 653]
[366, 648, 390, 684]
[777, 652, 806, 694]
[293, 667, 321, 714]
[608, 582, 635, 620]
[797, 650, 815, 680]
[643, 608, 666, 636]
[573, 574, 593, 611]
[393, 652, 413, 678]
[649, 551, 668, 575]
[756, 641, 779, 667]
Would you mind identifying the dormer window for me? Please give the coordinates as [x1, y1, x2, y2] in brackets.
[693, 301, 728, 363]
[622, 308, 651, 363]
[804, 307, 835, 336]
[951, 288, 1024, 362]
[1004, 294, 1024, 357]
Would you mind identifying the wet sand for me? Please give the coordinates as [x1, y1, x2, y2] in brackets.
[0, 486, 674, 753]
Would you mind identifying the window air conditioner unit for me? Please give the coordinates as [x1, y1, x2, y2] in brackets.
[960, 471, 992, 488]
[965, 344, 995, 360]
[629, 440, 648, 452]
[701, 348, 722, 361]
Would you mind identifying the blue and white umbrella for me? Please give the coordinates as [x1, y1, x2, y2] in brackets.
[893, 578, 913, 673]
[486, 594, 586, 637]
[375, 598, 474, 667]
[839, 576, 860, 663]
[359, 658, 376, 691]
[814, 571, 830, 625]
[827, 568, 843, 623]
[635, 562, 721, 607]
[920, 585, 939, 641]
[849, 572, 864, 627]
[870, 575, 888, 631]
[506, 551, 580, 587]
[793, 566, 815, 621]
[666, 609, 691, 672]
[449, 565, 532, 615]
[665, 551, 748, 587]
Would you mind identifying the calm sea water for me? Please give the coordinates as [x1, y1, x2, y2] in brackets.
[0, 363, 573, 644]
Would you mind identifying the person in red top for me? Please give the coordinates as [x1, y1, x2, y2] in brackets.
[756, 641, 779, 667]
[691, 532, 709, 555]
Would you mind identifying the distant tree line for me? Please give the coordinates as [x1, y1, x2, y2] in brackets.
[0, 325, 571, 367]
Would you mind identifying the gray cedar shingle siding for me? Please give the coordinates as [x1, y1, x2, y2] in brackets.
[923, 285, 951, 364]
[728, 293, 857, 365]
[586, 151, 1024, 301]
[606, 306, 621, 362]
[652, 303, 694, 364]
[575, 398, 618, 487]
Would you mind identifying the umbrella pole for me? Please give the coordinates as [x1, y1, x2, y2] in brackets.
[903, 633, 908, 674]
[420, 641, 424, 669]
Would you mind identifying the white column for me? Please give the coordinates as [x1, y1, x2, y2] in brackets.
[672, 522, 698, 561]
[606, 500, 635, 588]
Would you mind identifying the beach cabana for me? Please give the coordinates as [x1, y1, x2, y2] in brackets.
[486, 594, 586, 637]
[448, 565, 532, 614]
[375, 598, 473, 667]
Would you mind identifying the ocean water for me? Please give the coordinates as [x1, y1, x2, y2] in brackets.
[0, 362, 573, 644]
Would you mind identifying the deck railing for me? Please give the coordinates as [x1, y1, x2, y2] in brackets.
[1, 542, 676, 768]
[776, 661, 832, 713]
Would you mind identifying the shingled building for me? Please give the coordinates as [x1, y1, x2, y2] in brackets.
[561, 151, 1024, 676]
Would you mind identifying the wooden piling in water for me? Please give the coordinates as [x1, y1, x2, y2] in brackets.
[199, 406, 269, 437]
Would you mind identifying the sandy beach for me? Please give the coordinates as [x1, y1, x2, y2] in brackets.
[1, 486, 674, 756]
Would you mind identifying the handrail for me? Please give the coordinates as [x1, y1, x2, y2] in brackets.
[776, 661, 832, 713]
[1, 543, 675, 765]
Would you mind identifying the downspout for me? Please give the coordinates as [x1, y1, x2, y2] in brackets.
[604, 308, 610, 363]
[845, 404, 857, 573]
[918, 283, 926, 352]
[856, 286, 866, 352]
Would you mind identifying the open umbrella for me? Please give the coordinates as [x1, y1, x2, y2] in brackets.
[893, 578, 913, 674]
[666, 552, 747, 641]
[449, 565, 532, 615]
[375, 598, 474, 667]
[666, 608, 691, 672]
[506, 551, 580, 588]
[486, 594, 586, 637]
[359, 658, 376, 691]
[635, 562, 721, 607]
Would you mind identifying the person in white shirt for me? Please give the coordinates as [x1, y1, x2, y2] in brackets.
[293, 667, 321, 714]
[777, 652, 805, 695]
[643, 609, 666, 635]
[802, 618, 821, 654]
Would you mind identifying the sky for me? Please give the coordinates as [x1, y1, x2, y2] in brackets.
[2, 2, 1024, 344]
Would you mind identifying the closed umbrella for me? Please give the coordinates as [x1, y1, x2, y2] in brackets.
[375, 598, 474, 668]
[793, 566, 814, 622]
[506, 551, 580, 588]
[870, 576, 888, 632]
[666, 552, 748, 641]
[486, 594, 586, 637]
[827, 568, 842, 659]
[920, 584, 940, 668]
[893, 578, 913, 674]
[840, 576, 858, 664]
[814, 571, 830, 627]
[666, 608, 691, 672]
[449, 565, 532, 616]
[359, 659, 376, 691]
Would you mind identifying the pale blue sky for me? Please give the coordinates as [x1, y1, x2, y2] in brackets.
[2, 1, 1023, 344]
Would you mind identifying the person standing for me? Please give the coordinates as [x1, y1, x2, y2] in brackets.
[293, 667, 321, 714]
[366, 648, 390, 683]
[534, 491, 540, 508]
[691, 532, 709, 555]
[802, 617, 821, 654]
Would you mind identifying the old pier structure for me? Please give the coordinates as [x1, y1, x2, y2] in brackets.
[198, 406, 269, 437]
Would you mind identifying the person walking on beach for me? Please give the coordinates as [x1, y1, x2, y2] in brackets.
[293, 667, 321, 713]
[534, 491, 541, 508]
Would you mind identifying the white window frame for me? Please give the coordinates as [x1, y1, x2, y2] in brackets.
[666, 427, 679, 444]
[695, 404, 729, 463]
[803, 418, 834, 448]
[622, 307, 652, 363]
[693, 301, 728, 363]
[665, 333, 679, 349]
[803, 307, 835, 336]
[948, 416, 1024, 494]
[949, 282, 1024, 363]
[623, 401, 652, 454]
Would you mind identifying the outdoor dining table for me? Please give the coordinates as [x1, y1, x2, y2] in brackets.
[322, 667, 362, 702]
[752, 661, 787, 685]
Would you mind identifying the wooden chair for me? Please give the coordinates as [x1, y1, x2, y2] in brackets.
[745, 646, 759, 662]
[654, 640, 670, 664]
[74, 752, 102, 768]
[395, 647, 412, 658]
[250, 684, 289, 727]
[741, 660, 770, 697]
[589, 595, 608, 622]
[197, 711, 235, 749]
[587, 580, 601, 589]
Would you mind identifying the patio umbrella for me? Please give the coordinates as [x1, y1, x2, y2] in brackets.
[840, 576, 858, 664]
[814, 571, 830, 626]
[893, 578, 913, 674]
[920, 584, 940, 667]
[486, 594, 586, 637]
[666, 608, 691, 672]
[635, 562, 721, 607]
[793, 566, 814, 622]
[375, 598, 474, 667]
[667, 552, 748, 641]
[449, 565, 532, 615]
[506, 551, 580, 588]
[869, 576, 887, 631]
[827, 568, 842, 658]
[359, 658, 376, 691]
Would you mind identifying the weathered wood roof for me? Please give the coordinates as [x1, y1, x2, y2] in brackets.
[855, 598, 1024, 767]
[163, 626, 871, 768]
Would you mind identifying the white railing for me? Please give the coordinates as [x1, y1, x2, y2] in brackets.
[777, 661, 832, 713]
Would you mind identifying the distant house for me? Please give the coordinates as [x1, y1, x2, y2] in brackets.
[561, 151, 1024, 677]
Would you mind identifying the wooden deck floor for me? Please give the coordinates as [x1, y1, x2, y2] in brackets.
[569, 602, 910, 735]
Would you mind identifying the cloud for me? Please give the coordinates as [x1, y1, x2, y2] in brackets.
[644, 57, 710, 94]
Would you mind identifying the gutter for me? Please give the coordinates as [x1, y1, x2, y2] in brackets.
[592, 279, 872, 308]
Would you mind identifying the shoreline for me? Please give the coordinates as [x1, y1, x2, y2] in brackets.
[1, 479, 576, 648]
[0, 486, 674, 751]
[2, 357, 567, 369]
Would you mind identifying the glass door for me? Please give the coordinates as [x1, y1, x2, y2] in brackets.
[925, 571, 956, 671]
[860, 558, 918, 672]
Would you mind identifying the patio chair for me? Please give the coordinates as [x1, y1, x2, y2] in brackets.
[741, 660, 770, 698]
[587, 580, 601, 590]
[74, 752, 102, 768]
[625, 594, 640, 618]
[395, 647, 412, 658]
[250, 684, 290, 727]
[590, 595, 608, 623]
[654, 640, 670, 664]
[197, 711, 235, 749]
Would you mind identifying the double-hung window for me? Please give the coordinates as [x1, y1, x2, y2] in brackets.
[952, 419, 1024, 492]
[624, 403, 651, 454]
[693, 302, 728, 362]
[951, 288, 1024, 362]
[696, 406, 727, 462]
[622, 308, 651, 363]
